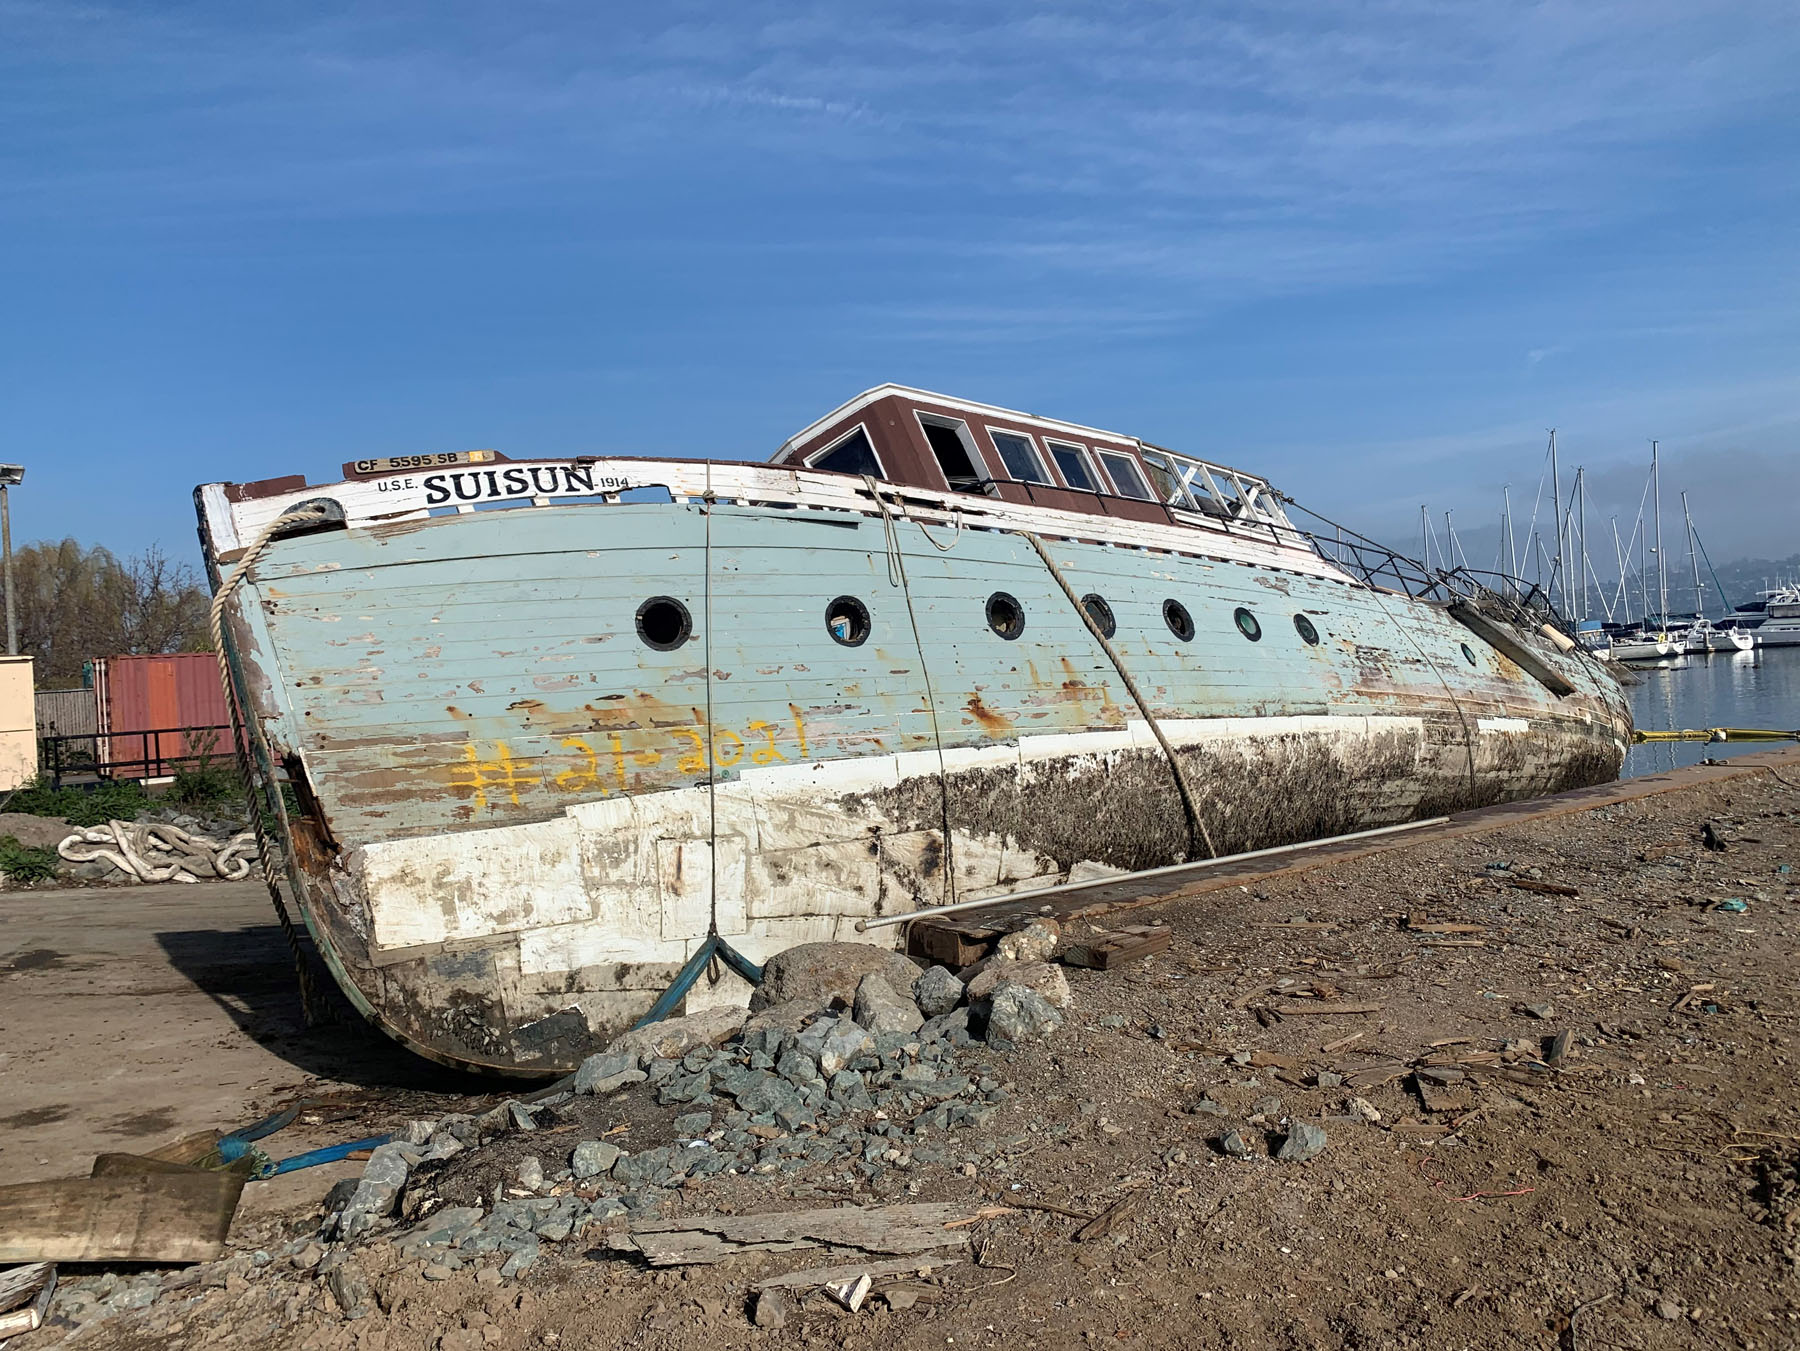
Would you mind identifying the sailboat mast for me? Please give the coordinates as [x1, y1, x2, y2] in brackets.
[1683, 491, 1705, 620]
[1576, 467, 1588, 620]
[1652, 440, 1666, 631]
[1550, 429, 1566, 613]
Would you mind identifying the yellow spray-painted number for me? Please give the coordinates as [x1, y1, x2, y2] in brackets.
[449, 740, 542, 809]
[451, 710, 813, 805]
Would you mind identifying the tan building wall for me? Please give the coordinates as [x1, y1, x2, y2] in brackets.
[0, 657, 39, 791]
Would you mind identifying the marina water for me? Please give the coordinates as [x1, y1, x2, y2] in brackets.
[1623, 645, 1800, 777]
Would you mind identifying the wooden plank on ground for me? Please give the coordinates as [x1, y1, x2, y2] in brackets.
[616, 1202, 975, 1268]
[1059, 925, 1171, 970]
[0, 1167, 246, 1263]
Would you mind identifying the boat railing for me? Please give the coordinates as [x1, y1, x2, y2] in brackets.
[1302, 528, 1575, 639]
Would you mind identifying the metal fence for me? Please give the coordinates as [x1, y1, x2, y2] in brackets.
[36, 724, 236, 788]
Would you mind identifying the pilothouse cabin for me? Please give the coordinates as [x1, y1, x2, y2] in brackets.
[770, 384, 1298, 543]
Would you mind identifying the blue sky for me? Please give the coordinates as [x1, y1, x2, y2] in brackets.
[4, 0, 1798, 576]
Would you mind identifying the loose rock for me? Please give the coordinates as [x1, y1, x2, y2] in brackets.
[912, 965, 965, 1018]
[995, 919, 1060, 964]
[966, 960, 1072, 1009]
[572, 1139, 623, 1179]
[751, 942, 921, 1013]
[753, 1288, 791, 1328]
[1277, 1121, 1328, 1162]
[852, 973, 925, 1035]
[984, 982, 1065, 1044]
[605, 1006, 748, 1064]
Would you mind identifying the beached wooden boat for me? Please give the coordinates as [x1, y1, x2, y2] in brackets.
[196, 385, 1630, 1073]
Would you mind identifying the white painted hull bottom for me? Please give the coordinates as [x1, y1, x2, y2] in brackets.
[1612, 637, 1681, 662]
[301, 710, 1627, 1074]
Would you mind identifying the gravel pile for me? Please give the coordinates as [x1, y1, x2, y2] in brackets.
[312, 939, 1067, 1281]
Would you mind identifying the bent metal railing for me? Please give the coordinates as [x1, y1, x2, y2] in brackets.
[1294, 511, 1578, 642]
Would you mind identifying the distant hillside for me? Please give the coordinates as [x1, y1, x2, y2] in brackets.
[1708, 554, 1800, 611]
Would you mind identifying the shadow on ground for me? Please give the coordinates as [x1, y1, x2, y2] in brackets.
[154, 924, 496, 1096]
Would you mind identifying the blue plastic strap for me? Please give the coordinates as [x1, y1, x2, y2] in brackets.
[261, 1135, 393, 1178]
[629, 932, 764, 1030]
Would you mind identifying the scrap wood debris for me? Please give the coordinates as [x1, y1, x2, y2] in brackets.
[606, 1202, 978, 1266]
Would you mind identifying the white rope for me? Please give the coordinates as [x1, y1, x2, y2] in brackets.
[58, 820, 259, 883]
[861, 475, 958, 906]
[207, 502, 331, 898]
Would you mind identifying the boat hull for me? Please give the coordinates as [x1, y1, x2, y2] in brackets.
[213, 498, 1630, 1074]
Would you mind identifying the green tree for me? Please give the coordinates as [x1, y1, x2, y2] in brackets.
[13, 540, 211, 687]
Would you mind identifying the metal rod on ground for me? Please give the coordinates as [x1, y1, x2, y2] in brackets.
[854, 816, 1451, 932]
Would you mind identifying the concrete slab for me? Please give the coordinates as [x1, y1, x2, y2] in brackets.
[0, 877, 468, 1218]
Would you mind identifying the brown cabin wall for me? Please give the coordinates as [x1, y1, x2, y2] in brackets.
[780, 392, 1176, 529]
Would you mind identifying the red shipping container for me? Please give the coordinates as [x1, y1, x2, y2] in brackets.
[94, 653, 233, 779]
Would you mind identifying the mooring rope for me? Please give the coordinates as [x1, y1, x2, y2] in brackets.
[1022, 532, 1218, 861]
[59, 820, 258, 883]
[863, 476, 959, 905]
[701, 465, 721, 956]
[1360, 583, 1481, 795]
[208, 501, 334, 1026]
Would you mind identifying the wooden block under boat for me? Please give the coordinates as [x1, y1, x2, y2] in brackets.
[907, 918, 1003, 967]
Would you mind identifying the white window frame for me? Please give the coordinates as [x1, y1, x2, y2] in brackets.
[914, 411, 994, 494]
[1042, 438, 1102, 493]
[803, 422, 886, 478]
[983, 425, 1054, 487]
[1095, 449, 1154, 501]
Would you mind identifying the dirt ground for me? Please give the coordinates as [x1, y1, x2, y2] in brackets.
[9, 751, 1800, 1350]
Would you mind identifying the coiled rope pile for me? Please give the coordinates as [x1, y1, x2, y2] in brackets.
[58, 820, 259, 883]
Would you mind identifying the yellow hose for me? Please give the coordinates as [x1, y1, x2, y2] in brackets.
[1633, 727, 1800, 744]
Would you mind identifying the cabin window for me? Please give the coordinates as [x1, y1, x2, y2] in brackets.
[636, 596, 693, 651]
[825, 596, 871, 647]
[1234, 607, 1263, 642]
[987, 430, 1050, 485]
[986, 591, 1026, 640]
[1163, 599, 1195, 641]
[1461, 642, 1478, 666]
[1045, 440, 1099, 492]
[1293, 614, 1321, 645]
[807, 425, 883, 478]
[916, 414, 989, 493]
[1081, 593, 1116, 639]
[1141, 451, 1192, 508]
[1098, 451, 1153, 501]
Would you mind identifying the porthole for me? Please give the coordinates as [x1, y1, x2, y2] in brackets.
[825, 596, 871, 647]
[986, 591, 1025, 640]
[1081, 593, 1116, 639]
[635, 596, 692, 651]
[1461, 642, 1478, 666]
[1234, 607, 1263, 642]
[1293, 614, 1320, 645]
[1163, 598, 1195, 642]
